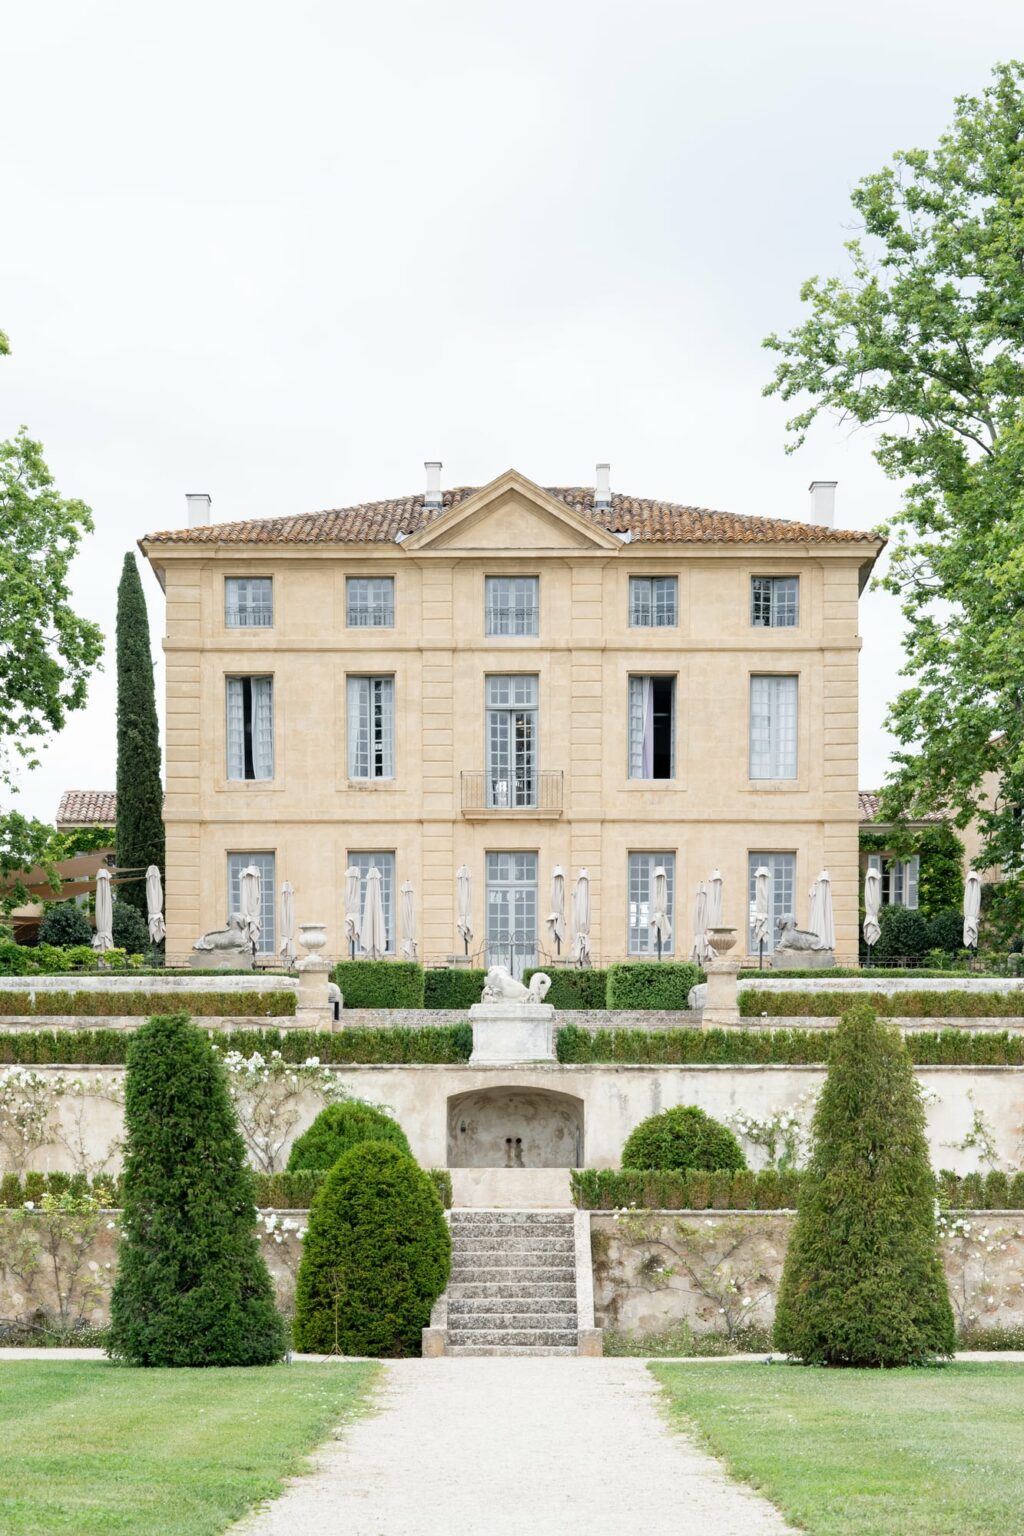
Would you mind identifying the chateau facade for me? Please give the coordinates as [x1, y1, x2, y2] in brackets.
[141, 467, 881, 969]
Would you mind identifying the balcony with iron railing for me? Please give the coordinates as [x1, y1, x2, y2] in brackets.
[460, 769, 563, 818]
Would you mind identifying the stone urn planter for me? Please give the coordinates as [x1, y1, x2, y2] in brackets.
[707, 926, 738, 957]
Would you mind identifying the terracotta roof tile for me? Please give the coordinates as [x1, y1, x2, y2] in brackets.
[144, 486, 878, 548]
[57, 790, 116, 827]
[858, 790, 946, 824]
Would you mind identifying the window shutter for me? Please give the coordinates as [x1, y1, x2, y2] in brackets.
[905, 855, 920, 910]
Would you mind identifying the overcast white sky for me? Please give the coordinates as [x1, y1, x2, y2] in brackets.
[3, 1, 1020, 822]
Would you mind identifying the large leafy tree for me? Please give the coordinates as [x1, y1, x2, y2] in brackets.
[115, 552, 164, 912]
[764, 61, 1024, 875]
[0, 332, 104, 900]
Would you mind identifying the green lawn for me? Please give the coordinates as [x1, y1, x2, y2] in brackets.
[0, 1360, 378, 1536]
[653, 1361, 1024, 1536]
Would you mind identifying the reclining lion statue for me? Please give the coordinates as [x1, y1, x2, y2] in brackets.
[480, 966, 552, 1005]
[774, 914, 830, 953]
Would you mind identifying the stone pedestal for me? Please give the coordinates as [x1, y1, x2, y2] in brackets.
[468, 1002, 557, 1065]
[188, 948, 253, 971]
[772, 947, 835, 970]
[293, 922, 332, 1032]
[702, 958, 740, 1026]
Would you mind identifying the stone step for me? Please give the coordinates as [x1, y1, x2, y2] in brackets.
[451, 1210, 574, 1226]
[451, 1224, 576, 1242]
[449, 1310, 579, 1331]
[452, 1241, 575, 1260]
[447, 1327, 579, 1349]
[446, 1345, 579, 1357]
[449, 1248, 573, 1269]
[449, 1269, 577, 1290]
[448, 1280, 577, 1301]
[450, 1296, 577, 1317]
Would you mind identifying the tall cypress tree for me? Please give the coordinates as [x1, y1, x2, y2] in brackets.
[115, 552, 164, 913]
[108, 1013, 285, 1366]
[774, 1003, 955, 1366]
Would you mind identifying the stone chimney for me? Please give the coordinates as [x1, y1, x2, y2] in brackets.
[186, 493, 212, 527]
[424, 461, 443, 510]
[808, 480, 837, 527]
[594, 462, 611, 510]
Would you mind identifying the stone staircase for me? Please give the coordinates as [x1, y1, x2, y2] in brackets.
[446, 1209, 579, 1356]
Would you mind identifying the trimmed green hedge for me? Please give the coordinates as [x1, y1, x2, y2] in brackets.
[605, 961, 702, 1009]
[523, 967, 608, 1009]
[334, 961, 425, 1008]
[0, 990, 296, 1019]
[0, 1167, 454, 1211]
[0, 1025, 472, 1066]
[423, 968, 486, 1008]
[571, 1166, 1024, 1212]
[740, 989, 1024, 1019]
[737, 967, 987, 980]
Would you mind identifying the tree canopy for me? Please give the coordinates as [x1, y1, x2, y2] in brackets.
[764, 60, 1024, 874]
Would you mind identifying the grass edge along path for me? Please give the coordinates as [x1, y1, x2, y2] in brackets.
[651, 1360, 1024, 1536]
[0, 1359, 379, 1536]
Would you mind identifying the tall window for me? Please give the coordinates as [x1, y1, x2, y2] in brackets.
[627, 852, 675, 955]
[628, 676, 675, 779]
[485, 851, 538, 976]
[225, 577, 273, 628]
[486, 675, 538, 808]
[868, 852, 919, 909]
[227, 852, 275, 955]
[348, 852, 396, 954]
[226, 676, 274, 780]
[347, 676, 395, 779]
[751, 576, 798, 628]
[749, 675, 798, 780]
[629, 576, 677, 628]
[747, 852, 796, 954]
[346, 576, 394, 628]
[486, 576, 538, 636]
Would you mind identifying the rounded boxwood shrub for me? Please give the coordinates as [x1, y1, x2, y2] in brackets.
[875, 905, 930, 963]
[111, 901, 151, 955]
[287, 1100, 411, 1171]
[293, 1141, 450, 1357]
[927, 909, 965, 958]
[774, 1002, 955, 1366]
[621, 1105, 746, 1172]
[107, 1012, 285, 1367]
[37, 902, 92, 948]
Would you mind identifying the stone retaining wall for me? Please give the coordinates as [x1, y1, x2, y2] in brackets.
[591, 1209, 1024, 1341]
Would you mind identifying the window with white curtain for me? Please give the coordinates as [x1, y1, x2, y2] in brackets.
[868, 852, 919, 909]
[347, 676, 395, 779]
[751, 576, 799, 628]
[347, 851, 396, 953]
[346, 577, 394, 628]
[629, 576, 677, 627]
[749, 675, 798, 780]
[226, 676, 274, 780]
[628, 676, 675, 779]
[225, 578, 273, 628]
[627, 852, 675, 955]
[486, 576, 539, 636]
[227, 852, 276, 954]
[747, 851, 797, 953]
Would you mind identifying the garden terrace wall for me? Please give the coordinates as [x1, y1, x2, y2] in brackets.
[8, 1061, 1024, 1177]
[590, 1210, 1024, 1344]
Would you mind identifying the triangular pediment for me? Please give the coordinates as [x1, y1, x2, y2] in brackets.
[403, 470, 623, 553]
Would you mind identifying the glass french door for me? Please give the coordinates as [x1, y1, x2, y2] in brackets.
[486, 851, 538, 977]
[486, 676, 538, 808]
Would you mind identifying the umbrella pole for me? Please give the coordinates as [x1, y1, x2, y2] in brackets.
[759, 938, 764, 972]
[657, 932, 662, 962]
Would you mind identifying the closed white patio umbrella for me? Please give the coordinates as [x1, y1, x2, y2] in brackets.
[279, 880, 297, 965]
[546, 865, 566, 956]
[360, 865, 387, 960]
[343, 866, 362, 959]
[571, 869, 591, 967]
[92, 868, 114, 951]
[808, 870, 835, 951]
[456, 864, 473, 955]
[691, 882, 712, 965]
[239, 864, 263, 956]
[863, 867, 882, 952]
[706, 869, 724, 931]
[963, 870, 982, 951]
[145, 865, 165, 944]
[752, 865, 771, 965]
[650, 865, 672, 959]
[400, 880, 417, 960]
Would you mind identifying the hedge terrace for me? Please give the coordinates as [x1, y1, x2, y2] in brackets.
[571, 1166, 1024, 1211]
[0, 1167, 454, 1211]
[740, 989, 1024, 1019]
[0, 991, 296, 1018]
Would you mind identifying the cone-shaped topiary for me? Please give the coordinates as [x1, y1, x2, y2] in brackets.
[107, 1012, 285, 1366]
[115, 551, 165, 914]
[774, 1002, 955, 1366]
[621, 1105, 746, 1172]
[287, 1100, 411, 1171]
[293, 1141, 450, 1357]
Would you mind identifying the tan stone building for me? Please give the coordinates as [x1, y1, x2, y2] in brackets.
[140, 467, 882, 969]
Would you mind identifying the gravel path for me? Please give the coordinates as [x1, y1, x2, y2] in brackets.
[235, 1357, 796, 1536]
